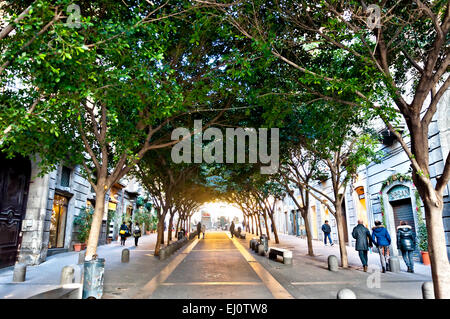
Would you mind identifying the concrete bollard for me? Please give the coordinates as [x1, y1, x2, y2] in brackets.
[258, 244, 265, 256]
[121, 249, 130, 263]
[337, 288, 357, 299]
[328, 255, 339, 272]
[13, 263, 26, 282]
[388, 256, 400, 273]
[60, 266, 75, 285]
[422, 282, 434, 299]
[78, 251, 86, 265]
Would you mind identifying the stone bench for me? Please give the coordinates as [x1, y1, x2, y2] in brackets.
[28, 284, 82, 299]
[268, 247, 292, 264]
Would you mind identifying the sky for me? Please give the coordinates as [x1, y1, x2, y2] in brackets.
[190, 201, 244, 225]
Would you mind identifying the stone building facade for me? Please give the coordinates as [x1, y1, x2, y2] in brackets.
[273, 91, 450, 260]
[0, 154, 144, 269]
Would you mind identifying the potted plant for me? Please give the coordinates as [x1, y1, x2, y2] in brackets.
[417, 222, 430, 265]
[73, 206, 94, 251]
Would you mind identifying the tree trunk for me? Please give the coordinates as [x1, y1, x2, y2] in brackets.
[303, 192, 314, 256]
[176, 218, 181, 237]
[168, 213, 174, 244]
[423, 196, 450, 298]
[335, 205, 349, 268]
[268, 213, 280, 244]
[257, 214, 263, 236]
[263, 210, 271, 240]
[154, 218, 165, 256]
[302, 210, 314, 256]
[85, 189, 106, 260]
[253, 214, 258, 235]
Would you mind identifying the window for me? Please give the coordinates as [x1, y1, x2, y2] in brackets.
[61, 166, 71, 187]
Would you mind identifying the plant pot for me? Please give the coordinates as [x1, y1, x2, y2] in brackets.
[73, 243, 86, 252]
[421, 251, 430, 265]
[146, 231, 151, 235]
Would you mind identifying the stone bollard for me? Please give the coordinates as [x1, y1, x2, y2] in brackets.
[61, 266, 75, 285]
[13, 263, 26, 282]
[388, 256, 400, 273]
[422, 282, 434, 299]
[78, 251, 86, 265]
[328, 255, 339, 272]
[159, 248, 166, 260]
[337, 288, 357, 299]
[121, 249, 130, 263]
[258, 244, 265, 256]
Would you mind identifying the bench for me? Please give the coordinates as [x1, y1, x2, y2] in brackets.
[29, 284, 82, 299]
[268, 247, 292, 264]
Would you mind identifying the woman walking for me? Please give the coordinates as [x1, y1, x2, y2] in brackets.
[397, 221, 416, 273]
[371, 221, 391, 273]
[133, 222, 142, 246]
[119, 222, 129, 246]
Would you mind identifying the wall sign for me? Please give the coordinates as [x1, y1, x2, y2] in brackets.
[388, 185, 410, 202]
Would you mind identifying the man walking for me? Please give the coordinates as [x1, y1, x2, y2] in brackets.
[371, 220, 391, 272]
[230, 221, 235, 238]
[352, 220, 373, 272]
[197, 222, 202, 239]
[321, 220, 333, 246]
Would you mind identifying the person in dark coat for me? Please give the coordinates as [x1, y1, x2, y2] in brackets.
[321, 220, 333, 246]
[196, 222, 202, 239]
[133, 222, 141, 246]
[352, 220, 373, 272]
[230, 221, 235, 238]
[397, 221, 416, 273]
[372, 220, 391, 273]
[119, 222, 129, 246]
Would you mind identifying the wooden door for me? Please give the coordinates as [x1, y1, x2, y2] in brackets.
[0, 155, 31, 268]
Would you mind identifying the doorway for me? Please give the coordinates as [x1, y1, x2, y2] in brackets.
[390, 198, 419, 259]
[0, 154, 31, 268]
[49, 194, 69, 249]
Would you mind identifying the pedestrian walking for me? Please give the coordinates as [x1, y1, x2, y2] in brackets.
[119, 222, 129, 246]
[133, 222, 141, 246]
[371, 220, 391, 273]
[321, 220, 333, 246]
[201, 224, 206, 239]
[352, 220, 373, 272]
[397, 221, 416, 273]
[197, 222, 202, 239]
[230, 221, 235, 238]
[242, 220, 246, 232]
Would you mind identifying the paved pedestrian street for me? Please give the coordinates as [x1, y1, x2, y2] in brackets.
[1, 231, 430, 299]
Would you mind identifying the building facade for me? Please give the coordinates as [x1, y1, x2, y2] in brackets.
[273, 90, 450, 260]
[0, 155, 145, 269]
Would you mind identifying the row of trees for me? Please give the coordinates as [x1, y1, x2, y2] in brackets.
[1, 1, 449, 297]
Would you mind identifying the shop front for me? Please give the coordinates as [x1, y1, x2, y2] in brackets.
[48, 194, 69, 251]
